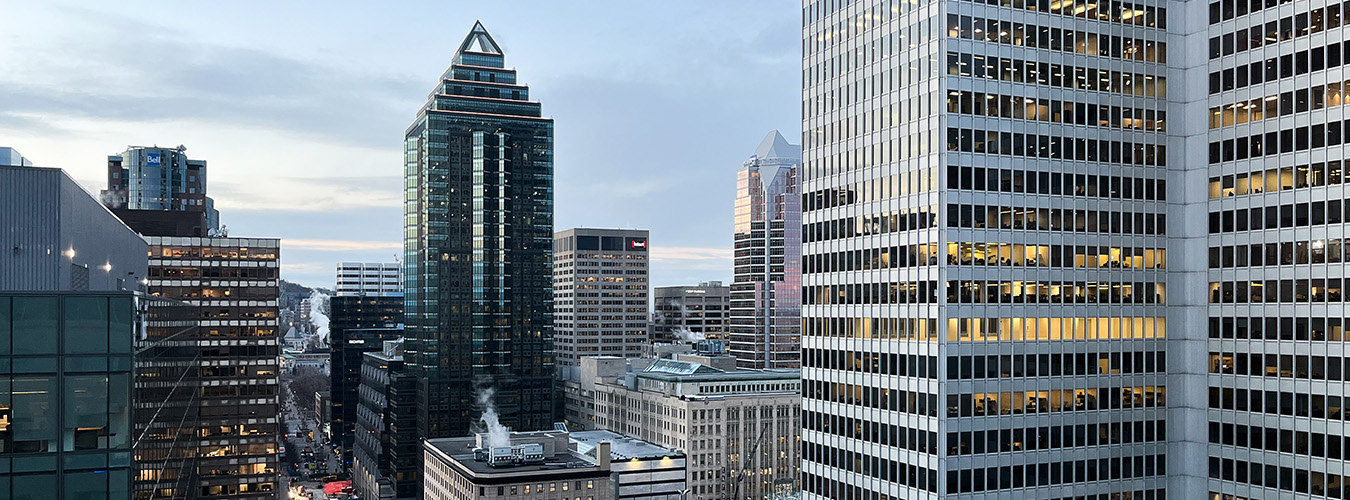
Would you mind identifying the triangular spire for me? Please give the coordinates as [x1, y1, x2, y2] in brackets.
[752, 130, 801, 160]
[457, 21, 503, 55]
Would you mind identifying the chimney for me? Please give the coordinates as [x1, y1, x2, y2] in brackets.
[597, 441, 611, 471]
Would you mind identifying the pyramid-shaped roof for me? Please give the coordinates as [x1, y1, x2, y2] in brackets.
[457, 21, 503, 55]
[752, 130, 801, 161]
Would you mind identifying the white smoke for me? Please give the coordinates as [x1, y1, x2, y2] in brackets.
[673, 326, 705, 343]
[307, 290, 330, 344]
[476, 387, 510, 448]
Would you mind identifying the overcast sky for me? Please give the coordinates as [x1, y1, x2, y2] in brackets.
[0, 1, 801, 289]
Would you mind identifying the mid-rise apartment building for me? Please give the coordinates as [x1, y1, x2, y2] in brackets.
[562, 343, 800, 500]
[651, 281, 731, 343]
[353, 340, 418, 500]
[554, 228, 651, 366]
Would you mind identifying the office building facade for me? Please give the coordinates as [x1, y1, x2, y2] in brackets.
[353, 340, 418, 500]
[651, 281, 730, 343]
[102, 145, 219, 235]
[730, 130, 803, 369]
[145, 236, 281, 499]
[336, 262, 402, 297]
[404, 21, 556, 437]
[553, 228, 650, 366]
[801, 0, 1171, 498]
[329, 294, 403, 472]
[422, 431, 614, 500]
[562, 347, 801, 500]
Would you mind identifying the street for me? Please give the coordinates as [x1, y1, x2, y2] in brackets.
[278, 391, 343, 499]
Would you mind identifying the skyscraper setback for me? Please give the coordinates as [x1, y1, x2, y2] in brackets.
[730, 130, 803, 369]
[403, 22, 556, 438]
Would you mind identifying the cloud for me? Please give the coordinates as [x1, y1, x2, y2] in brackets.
[651, 247, 732, 271]
[213, 176, 402, 212]
[284, 239, 401, 252]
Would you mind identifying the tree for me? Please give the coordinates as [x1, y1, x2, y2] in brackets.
[288, 368, 330, 412]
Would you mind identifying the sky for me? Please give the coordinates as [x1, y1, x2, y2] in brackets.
[0, 1, 802, 289]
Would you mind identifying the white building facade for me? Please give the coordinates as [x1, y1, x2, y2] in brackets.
[553, 228, 651, 366]
[336, 262, 402, 297]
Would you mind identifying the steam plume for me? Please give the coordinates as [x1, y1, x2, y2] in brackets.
[476, 387, 510, 448]
[307, 290, 330, 343]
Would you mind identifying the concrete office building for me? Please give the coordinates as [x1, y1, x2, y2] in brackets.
[352, 340, 418, 500]
[651, 281, 730, 343]
[554, 228, 651, 366]
[336, 262, 402, 297]
[801, 0, 1186, 498]
[404, 22, 556, 437]
[329, 294, 403, 472]
[101, 145, 219, 237]
[422, 431, 614, 500]
[730, 131, 803, 369]
[561, 343, 801, 500]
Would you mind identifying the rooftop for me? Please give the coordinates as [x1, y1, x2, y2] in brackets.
[425, 435, 601, 478]
[570, 430, 679, 461]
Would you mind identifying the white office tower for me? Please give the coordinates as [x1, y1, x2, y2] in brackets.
[336, 262, 402, 296]
[802, 0, 1175, 498]
[553, 228, 651, 366]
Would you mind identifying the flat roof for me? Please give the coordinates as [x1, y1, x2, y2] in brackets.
[570, 430, 679, 461]
[426, 438, 602, 479]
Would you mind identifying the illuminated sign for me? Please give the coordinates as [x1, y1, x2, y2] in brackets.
[146, 152, 161, 166]
[628, 238, 648, 251]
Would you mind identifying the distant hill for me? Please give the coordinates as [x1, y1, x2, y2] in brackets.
[280, 280, 334, 310]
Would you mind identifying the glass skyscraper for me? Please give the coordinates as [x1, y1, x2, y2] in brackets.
[403, 22, 556, 439]
[731, 131, 803, 369]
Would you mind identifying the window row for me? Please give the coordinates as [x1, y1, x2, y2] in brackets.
[948, 242, 1167, 269]
[1208, 198, 1350, 233]
[1209, 387, 1345, 420]
[1209, 279, 1347, 303]
[948, 204, 1168, 235]
[947, 316, 1167, 342]
[1210, 352, 1350, 381]
[948, 165, 1167, 200]
[947, 15, 1166, 62]
[802, 207, 938, 243]
[949, 89, 1166, 132]
[958, 0, 1166, 28]
[1209, 238, 1350, 268]
[948, 419, 1166, 456]
[1210, 457, 1345, 499]
[1209, 161, 1348, 198]
[1208, 39, 1350, 94]
[947, 350, 1165, 380]
[802, 410, 939, 454]
[1210, 81, 1350, 130]
[1210, 0, 1308, 24]
[804, 0, 934, 52]
[1209, 5, 1345, 58]
[949, 386, 1167, 418]
[801, 348, 938, 378]
[802, 378, 939, 417]
[804, 281, 939, 306]
[1212, 121, 1350, 163]
[1212, 422, 1350, 461]
[1210, 315, 1350, 341]
[803, 316, 941, 341]
[947, 454, 1166, 494]
[804, 244, 941, 274]
[947, 280, 1166, 305]
[801, 167, 939, 212]
[947, 52, 1169, 98]
[802, 455, 937, 496]
[947, 128, 1167, 166]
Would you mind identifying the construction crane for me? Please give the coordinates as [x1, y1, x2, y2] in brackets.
[730, 415, 776, 500]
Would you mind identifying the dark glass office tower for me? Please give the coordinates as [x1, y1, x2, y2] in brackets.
[328, 295, 402, 472]
[404, 21, 555, 439]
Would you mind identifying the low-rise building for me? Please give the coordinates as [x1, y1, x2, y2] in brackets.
[570, 430, 686, 500]
[423, 431, 614, 500]
[561, 342, 801, 500]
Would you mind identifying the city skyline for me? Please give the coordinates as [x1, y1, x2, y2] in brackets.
[0, 2, 801, 290]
